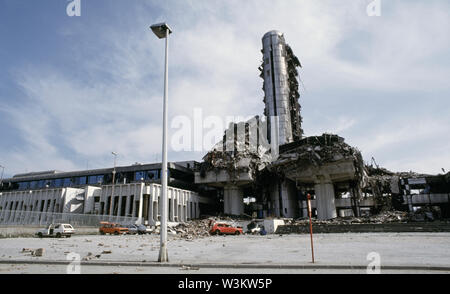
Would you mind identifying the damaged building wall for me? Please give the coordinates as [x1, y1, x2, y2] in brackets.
[260, 30, 303, 148]
[194, 30, 449, 221]
[268, 133, 367, 220]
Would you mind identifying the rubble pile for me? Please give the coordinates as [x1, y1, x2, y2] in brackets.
[197, 116, 273, 181]
[285, 210, 444, 226]
[269, 134, 367, 188]
[163, 217, 248, 240]
[170, 219, 213, 240]
[273, 134, 364, 169]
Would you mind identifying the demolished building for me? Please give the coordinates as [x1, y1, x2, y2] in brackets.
[1, 30, 448, 227]
[194, 30, 450, 220]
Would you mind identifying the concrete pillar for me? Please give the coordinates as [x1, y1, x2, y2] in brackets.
[302, 200, 308, 218]
[13, 199, 23, 224]
[183, 195, 188, 222]
[117, 195, 123, 217]
[407, 195, 414, 212]
[125, 196, 131, 217]
[169, 190, 174, 222]
[0, 196, 6, 221]
[268, 180, 298, 218]
[314, 182, 337, 220]
[223, 185, 244, 216]
[148, 193, 153, 223]
[3, 201, 11, 223]
[137, 189, 144, 224]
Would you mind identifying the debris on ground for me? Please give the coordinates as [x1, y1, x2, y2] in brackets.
[101, 250, 112, 254]
[281, 209, 444, 227]
[22, 248, 45, 257]
[82, 252, 94, 261]
[32, 248, 45, 257]
[180, 265, 200, 271]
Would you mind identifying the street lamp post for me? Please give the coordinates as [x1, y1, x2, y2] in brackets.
[109, 152, 118, 218]
[151, 22, 172, 263]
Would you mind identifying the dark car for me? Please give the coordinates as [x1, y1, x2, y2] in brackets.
[124, 224, 138, 234]
[136, 224, 152, 234]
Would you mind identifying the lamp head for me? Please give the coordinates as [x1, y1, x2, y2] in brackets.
[150, 23, 172, 39]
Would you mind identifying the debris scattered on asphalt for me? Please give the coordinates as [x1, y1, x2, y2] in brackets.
[32, 248, 45, 257]
[180, 265, 200, 271]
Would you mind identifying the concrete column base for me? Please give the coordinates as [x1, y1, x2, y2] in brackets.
[315, 182, 337, 220]
[223, 186, 244, 216]
[269, 181, 298, 218]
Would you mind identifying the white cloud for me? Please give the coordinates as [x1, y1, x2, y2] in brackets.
[1, 0, 449, 176]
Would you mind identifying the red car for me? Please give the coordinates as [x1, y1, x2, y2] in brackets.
[210, 222, 243, 235]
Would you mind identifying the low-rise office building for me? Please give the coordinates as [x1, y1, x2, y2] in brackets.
[0, 162, 212, 226]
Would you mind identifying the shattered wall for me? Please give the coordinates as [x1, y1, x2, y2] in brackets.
[260, 31, 303, 147]
[197, 116, 273, 183]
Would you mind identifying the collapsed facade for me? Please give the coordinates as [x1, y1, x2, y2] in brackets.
[194, 30, 450, 220]
[0, 31, 449, 226]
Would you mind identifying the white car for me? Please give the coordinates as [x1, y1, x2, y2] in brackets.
[36, 223, 75, 238]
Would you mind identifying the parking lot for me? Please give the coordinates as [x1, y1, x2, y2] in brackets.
[0, 232, 449, 274]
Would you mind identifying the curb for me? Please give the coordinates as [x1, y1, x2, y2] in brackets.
[0, 259, 449, 271]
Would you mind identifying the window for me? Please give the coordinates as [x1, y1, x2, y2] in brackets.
[88, 175, 103, 185]
[135, 171, 145, 181]
[18, 182, 29, 190]
[135, 170, 159, 181]
[54, 179, 63, 187]
[30, 181, 38, 189]
[78, 176, 87, 185]
[147, 170, 158, 180]
[63, 178, 72, 187]
[38, 180, 45, 189]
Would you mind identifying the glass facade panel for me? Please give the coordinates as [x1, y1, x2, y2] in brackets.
[135, 171, 146, 181]
[38, 180, 45, 189]
[63, 178, 72, 187]
[54, 179, 63, 187]
[18, 182, 29, 190]
[88, 175, 97, 185]
[147, 170, 159, 180]
[78, 176, 87, 185]
[88, 175, 104, 185]
[134, 170, 160, 181]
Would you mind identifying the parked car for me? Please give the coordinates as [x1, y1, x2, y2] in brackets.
[99, 222, 128, 235]
[124, 224, 152, 235]
[209, 222, 243, 235]
[36, 223, 75, 238]
[136, 224, 152, 235]
[124, 224, 138, 235]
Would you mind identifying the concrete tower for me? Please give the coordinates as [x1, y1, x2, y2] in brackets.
[260, 30, 303, 151]
[260, 31, 303, 218]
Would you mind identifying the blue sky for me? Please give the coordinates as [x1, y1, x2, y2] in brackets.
[0, 0, 449, 178]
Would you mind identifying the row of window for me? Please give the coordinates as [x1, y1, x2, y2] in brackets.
[15, 175, 102, 190]
[6, 170, 162, 191]
[135, 170, 161, 181]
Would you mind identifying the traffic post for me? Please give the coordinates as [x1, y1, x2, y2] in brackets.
[307, 193, 315, 263]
